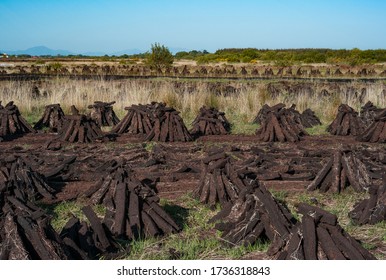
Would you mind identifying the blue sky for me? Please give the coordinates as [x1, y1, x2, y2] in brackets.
[1, 0, 385, 53]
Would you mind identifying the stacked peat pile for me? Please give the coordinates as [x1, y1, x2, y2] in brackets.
[307, 150, 371, 193]
[88, 101, 120, 127]
[256, 104, 308, 142]
[0, 155, 55, 201]
[190, 106, 230, 136]
[145, 103, 193, 142]
[300, 108, 322, 128]
[193, 152, 251, 208]
[349, 177, 386, 225]
[210, 180, 296, 246]
[111, 102, 157, 135]
[269, 203, 376, 260]
[357, 108, 386, 143]
[86, 167, 181, 239]
[0, 101, 35, 139]
[360, 101, 383, 127]
[59, 206, 120, 259]
[0, 198, 71, 259]
[33, 104, 65, 132]
[327, 104, 365, 136]
[253, 103, 285, 125]
[57, 106, 108, 143]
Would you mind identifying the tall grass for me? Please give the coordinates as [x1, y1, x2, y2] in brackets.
[0, 78, 385, 130]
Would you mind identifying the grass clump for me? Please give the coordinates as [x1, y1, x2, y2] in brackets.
[305, 124, 329, 135]
[125, 193, 269, 260]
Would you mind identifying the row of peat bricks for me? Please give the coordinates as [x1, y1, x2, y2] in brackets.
[0, 101, 229, 143]
[1, 99, 385, 143]
[1, 145, 384, 260]
[4, 64, 386, 78]
[254, 101, 386, 143]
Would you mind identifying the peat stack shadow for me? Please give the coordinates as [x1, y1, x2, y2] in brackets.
[145, 103, 193, 142]
[111, 102, 158, 135]
[268, 203, 376, 260]
[210, 180, 296, 247]
[256, 104, 308, 142]
[349, 176, 386, 225]
[300, 108, 322, 128]
[190, 106, 230, 136]
[0, 155, 56, 201]
[307, 150, 371, 193]
[360, 101, 383, 127]
[0, 101, 35, 140]
[88, 101, 120, 127]
[86, 166, 181, 240]
[327, 104, 365, 136]
[357, 108, 386, 143]
[57, 105, 110, 143]
[60, 206, 120, 259]
[193, 151, 251, 208]
[33, 103, 65, 132]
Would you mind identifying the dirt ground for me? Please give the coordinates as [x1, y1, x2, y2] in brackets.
[1, 132, 385, 259]
[1, 132, 383, 200]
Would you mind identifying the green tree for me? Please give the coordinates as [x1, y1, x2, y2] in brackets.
[146, 43, 174, 69]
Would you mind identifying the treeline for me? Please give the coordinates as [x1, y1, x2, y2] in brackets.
[175, 48, 386, 66]
[6, 48, 386, 66]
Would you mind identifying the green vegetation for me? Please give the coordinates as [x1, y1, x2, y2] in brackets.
[146, 43, 174, 69]
[41, 190, 385, 259]
[305, 124, 329, 135]
[124, 194, 269, 260]
[175, 48, 386, 65]
[7, 47, 386, 66]
[49, 62, 63, 70]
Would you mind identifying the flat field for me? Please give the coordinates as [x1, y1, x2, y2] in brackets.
[0, 60, 385, 260]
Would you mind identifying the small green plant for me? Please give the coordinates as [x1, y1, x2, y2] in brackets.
[35, 59, 46, 65]
[49, 62, 63, 71]
[144, 141, 156, 152]
[305, 124, 329, 135]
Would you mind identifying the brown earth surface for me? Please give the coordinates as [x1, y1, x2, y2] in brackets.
[1, 132, 383, 201]
[1, 132, 385, 259]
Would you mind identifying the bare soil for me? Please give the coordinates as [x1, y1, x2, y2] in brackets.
[1, 132, 385, 259]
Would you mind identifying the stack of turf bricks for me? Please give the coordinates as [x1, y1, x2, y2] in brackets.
[190, 106, 230, 136]
[268, 203, 376, 260]
[254, 103, 321, 129]
[86, 165, 181, 239]
[209, 177, 376, 259]
[33, 103, 65, 132]
[0, 101, 35, 140]
[256, 103, 308, 142]
[111, 103, 158, 135]
[349, 176, 386, 225]
[88, 101, 120, 127]
[144, 103, 192, 142]
[360, 101, 383, 127]
[327, 104, 365, 136]
[112, 102, 192, 142]
[357, 108, 386, 143]
[57, 105, 106, 143]
[307, 150, 371, 193]
[193, 151, 250, 208]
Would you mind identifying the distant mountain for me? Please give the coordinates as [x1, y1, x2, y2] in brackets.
[1, 46, 185, 56]
[2, 46, 74, 56]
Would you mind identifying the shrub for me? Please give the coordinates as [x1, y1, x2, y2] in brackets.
[146, 43, 174, 69]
